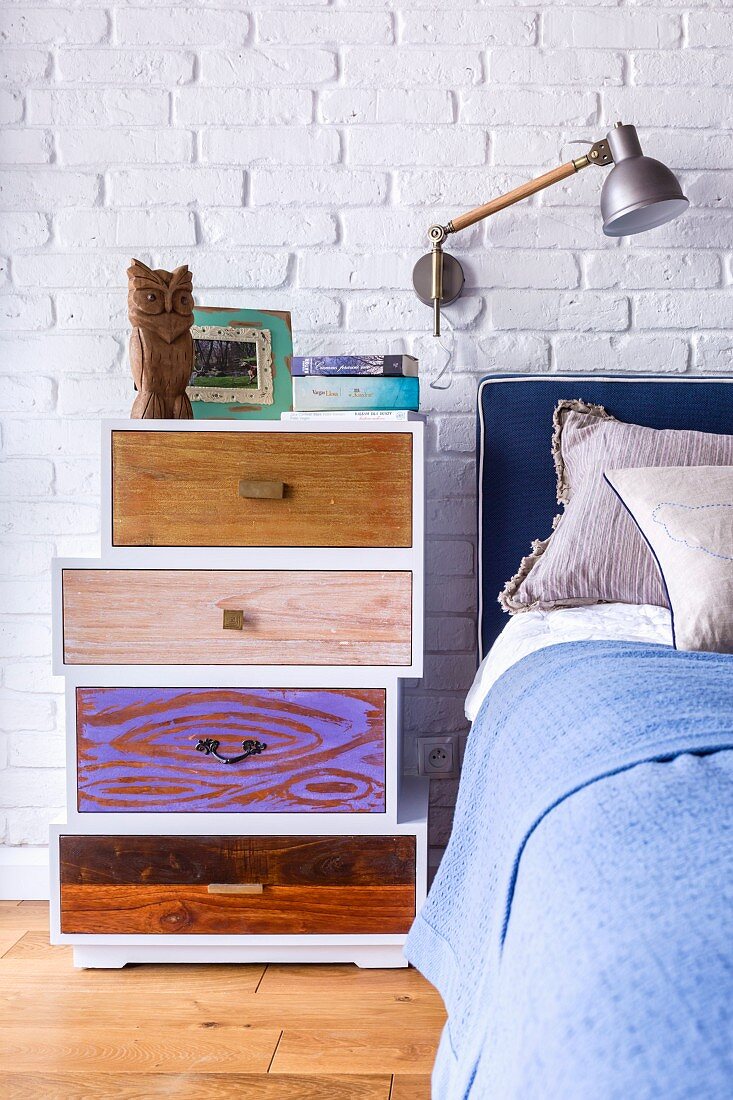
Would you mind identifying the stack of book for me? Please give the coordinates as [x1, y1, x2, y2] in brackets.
[284, 355, 420, 420]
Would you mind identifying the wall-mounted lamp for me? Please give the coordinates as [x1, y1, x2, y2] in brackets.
[412, 123, 688, 337]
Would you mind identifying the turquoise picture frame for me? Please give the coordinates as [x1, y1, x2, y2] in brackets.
[191, 306, 293, 420]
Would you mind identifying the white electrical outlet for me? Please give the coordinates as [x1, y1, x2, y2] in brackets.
[417, 735, 460, 778]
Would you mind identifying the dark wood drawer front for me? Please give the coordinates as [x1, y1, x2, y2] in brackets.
[59, 835, 416, 935]
[60, 835, 415, 885]
[59, 884, 413, 935]
[112, 431, 413, 548]
[76, 687, 386, 814]
[61, 569, 412, 667]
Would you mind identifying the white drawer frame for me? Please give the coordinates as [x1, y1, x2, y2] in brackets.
[49, 775, 429, 970]
[101, 417, 425, 563]
[63, 668, 404, 829]
[52, 559, 422, 677]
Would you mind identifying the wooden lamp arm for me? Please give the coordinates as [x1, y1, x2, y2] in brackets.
[446, 157, 589, 235]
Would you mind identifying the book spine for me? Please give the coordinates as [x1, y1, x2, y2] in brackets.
[292, 376, 419, 412]
[290, 356, 414, 377]
[281, 410, 415, 421]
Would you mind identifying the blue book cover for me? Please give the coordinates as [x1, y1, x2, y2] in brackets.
[290, 354, 418, 377]
[292, 376, 420, 412]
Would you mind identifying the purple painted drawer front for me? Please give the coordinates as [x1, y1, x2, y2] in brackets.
[76, 687, 386, 814]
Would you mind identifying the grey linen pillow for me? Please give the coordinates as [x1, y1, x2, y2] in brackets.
[605, 466, 733, 653]
[500, 400, 733, 613]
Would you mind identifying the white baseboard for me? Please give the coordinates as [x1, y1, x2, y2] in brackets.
[0, 847, 49, 901]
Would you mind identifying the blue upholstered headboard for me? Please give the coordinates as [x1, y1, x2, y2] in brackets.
[477, 374, 733, 661]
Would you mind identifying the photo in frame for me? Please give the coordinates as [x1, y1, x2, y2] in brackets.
[188, 325, 273, 405]
[189, 307, 293, 420]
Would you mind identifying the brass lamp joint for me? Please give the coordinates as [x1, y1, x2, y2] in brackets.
[587, 138, 613, 167]
[572, 139, 613, 173]
[428, 224, 449, 245]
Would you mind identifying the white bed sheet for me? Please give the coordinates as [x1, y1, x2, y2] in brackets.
[465, 603, 673, 722]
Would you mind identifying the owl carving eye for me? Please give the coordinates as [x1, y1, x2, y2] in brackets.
[174, 292, 193, 315]
[134, 287, 165, 315]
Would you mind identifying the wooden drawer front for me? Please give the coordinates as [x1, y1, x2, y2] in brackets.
[61, 569, 412, 666]
[76, 687, 386, 814]
[59, 835, 416, 935]
[112, 431, 413, 548]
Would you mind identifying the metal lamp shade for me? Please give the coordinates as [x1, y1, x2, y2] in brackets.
[601, 124, 688, 237]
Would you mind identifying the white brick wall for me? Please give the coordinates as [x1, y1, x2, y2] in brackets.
[0, 1, 731, 866]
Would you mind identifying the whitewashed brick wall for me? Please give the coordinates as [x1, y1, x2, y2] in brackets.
[1, 1, 731, 870]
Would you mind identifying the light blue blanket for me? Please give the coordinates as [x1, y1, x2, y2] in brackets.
[406, 641, 733, 1099]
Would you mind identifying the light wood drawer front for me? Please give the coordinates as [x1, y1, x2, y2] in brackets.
[76, 687, 386, 814]
[61, 569, 412, 666]
[112, 431, 413, 548]
[59, 835, 416, 935]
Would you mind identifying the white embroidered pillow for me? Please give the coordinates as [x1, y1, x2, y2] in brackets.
[604, 466, 733, 653]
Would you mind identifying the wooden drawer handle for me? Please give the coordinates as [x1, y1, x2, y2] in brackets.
[207, 883, 264, 896]
[239, 479, 285, 500]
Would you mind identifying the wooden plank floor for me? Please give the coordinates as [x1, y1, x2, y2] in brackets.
[1, 902, 444, 1100]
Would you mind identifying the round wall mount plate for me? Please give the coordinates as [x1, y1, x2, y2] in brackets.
[412, 253, 465, 307]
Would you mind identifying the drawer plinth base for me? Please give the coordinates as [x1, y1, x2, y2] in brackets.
[72, 943, 409, 970]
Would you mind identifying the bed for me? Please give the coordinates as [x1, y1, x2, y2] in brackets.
[406, 375, 733, 1100]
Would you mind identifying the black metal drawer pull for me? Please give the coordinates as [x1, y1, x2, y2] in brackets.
[195, 738, 267, 765]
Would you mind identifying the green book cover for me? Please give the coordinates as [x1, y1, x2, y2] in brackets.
[292, 376, 420, 412]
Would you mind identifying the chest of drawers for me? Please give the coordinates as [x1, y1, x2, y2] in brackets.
[50, 420, 427, 969]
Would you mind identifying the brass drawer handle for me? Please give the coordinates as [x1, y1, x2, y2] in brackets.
[239, 479, 285, 500]
[208, 883, 264, 895]
[195, 737, 267, 765]
[222, 609, 245, 631]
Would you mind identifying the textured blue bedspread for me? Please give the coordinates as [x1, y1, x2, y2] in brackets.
[406, 641, 733, 1099]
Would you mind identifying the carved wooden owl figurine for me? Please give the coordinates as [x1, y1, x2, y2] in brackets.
[127, 259, 195, 419]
